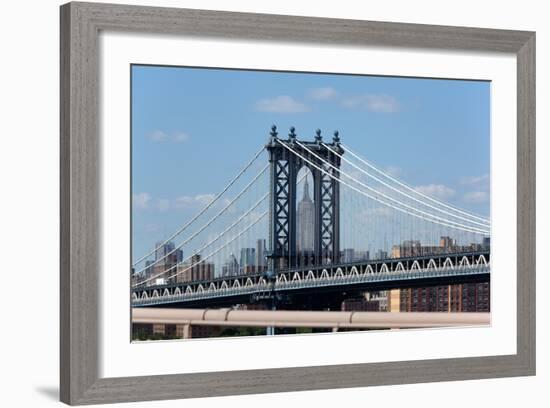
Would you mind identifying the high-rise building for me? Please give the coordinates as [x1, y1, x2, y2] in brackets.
[140, 241, 183, 285]
[255, 239, 267, 272]
[390, 236, 486, 258]
[144, 260, 155, 278]
[399, 283, 490, 312]
[391, 240, 421, 258]
[240, 247, 256, 273]
[176, 254, 214, 283]
[460, 282, 490, 312]
[342, 248, 355, 263]
[440, 236, 456, 249]
[222, 253, 239, 276]
[154, 241, 173, 260]
[154, 241, 183, 264]
[354, 250, 370, 262]
[297, 176, 314, 252]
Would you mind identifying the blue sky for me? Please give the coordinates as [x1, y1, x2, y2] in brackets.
[131, 65, 490, 264]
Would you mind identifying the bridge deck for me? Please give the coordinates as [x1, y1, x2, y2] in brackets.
[133, 251, 490, 307]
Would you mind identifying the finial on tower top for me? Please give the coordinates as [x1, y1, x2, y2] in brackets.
[289, 126, 297, 142]
[315, 128, 322, 143]
[333, 130, 340, 144]
[269, 125, 278, 144]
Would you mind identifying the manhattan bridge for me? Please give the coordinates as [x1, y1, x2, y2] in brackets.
[131, 126, 490, 313]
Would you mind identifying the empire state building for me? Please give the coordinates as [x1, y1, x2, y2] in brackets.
[297, 176, 315, 251]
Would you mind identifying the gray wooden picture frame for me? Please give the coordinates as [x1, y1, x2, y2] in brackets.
[60, 1, 536, 405]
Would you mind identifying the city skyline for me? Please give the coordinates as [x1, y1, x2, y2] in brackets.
[135, 232, 489, 285]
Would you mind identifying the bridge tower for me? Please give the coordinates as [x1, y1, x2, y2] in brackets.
[265, 126, 344, 273]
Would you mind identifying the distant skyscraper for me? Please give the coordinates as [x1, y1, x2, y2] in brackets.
[255, 239, 266, 272]
[391, 237, 483, 258]
[222, 253, 239, 276]
[240, 247, 256, 273]
[354, 250, 370, 262]
[342, 248, 355, 263]
[176, 254, 214, 283]
[297, 175, 314, 252]
[155, 241, 173, 260]
[439, 236, 456, 249]
[148, 241, 183, 285]
[154, 241, 183, 264]
[144, 260, 154, 275]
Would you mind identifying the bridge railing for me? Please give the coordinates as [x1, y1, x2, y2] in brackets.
[134, 250, 490, 291]
[133, 261, 490, 307]
[132, 308, 491, 339]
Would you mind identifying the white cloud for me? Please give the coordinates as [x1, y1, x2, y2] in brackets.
[414, 184, 455, 200]
[460, 174, 489, 187]
[459, 175, 490, 204]
[133, 192, 151, 210]
[341, 94, 400, 113]
[133, 193, 217, 212]
[194, 194, 216, 206]
[172, 132, 190, 142]
[242, 210, 266, 224]
[155, 198, 171, 212]
[147, 130, 191, 143]
[464, 191, 489, 203]
[174, 194, 216, 209]
[308, 87, 338, 101]
[384, 166, 402, 177]
[255, 95, 310, 113]
[147, 130, 168, 142]
[173, 196, 192, 206]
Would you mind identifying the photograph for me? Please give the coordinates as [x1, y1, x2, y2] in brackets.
[130, 65, 491, 340]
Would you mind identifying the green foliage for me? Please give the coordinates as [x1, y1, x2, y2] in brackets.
[132, 329, 180, 341]
[218, 326, 267, 337]
[295, 327, 313, 334]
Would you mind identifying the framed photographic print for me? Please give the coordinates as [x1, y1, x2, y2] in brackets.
[60, 2, 535, 405]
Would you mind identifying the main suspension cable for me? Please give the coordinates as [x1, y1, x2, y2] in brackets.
[132, 146, 266, 266]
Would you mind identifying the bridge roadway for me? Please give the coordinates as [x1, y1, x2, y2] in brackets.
[132, 250, 490, 308]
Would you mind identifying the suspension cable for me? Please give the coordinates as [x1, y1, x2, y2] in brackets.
[135, 172, 307, 285]
[280, 140, 488, 235]
[134, 210, 268, 287]
[340, 142, 490, 223]
[132, 146, 266, 266]
[295, 140, 490, 234]
[133, 163, 269, 274]
[322, 142, 490, 228]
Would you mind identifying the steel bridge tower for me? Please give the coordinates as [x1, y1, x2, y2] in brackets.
[265, 126, 344, 274]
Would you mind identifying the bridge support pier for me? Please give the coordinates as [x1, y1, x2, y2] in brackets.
[176, 323, 192, 339]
